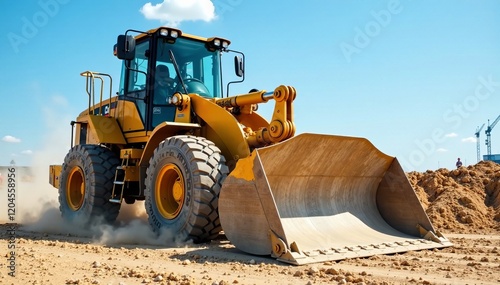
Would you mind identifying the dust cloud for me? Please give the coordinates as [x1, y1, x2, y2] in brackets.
[20, 170, 178, 247]
[11, 95, 182, 248]
[98, 202, 180, 247]
[19, 152, 179, 247]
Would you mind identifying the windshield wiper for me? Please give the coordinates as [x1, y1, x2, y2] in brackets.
[168, 49, 188, 94]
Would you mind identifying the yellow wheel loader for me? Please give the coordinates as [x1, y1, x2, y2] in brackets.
[49, 27, 452, 265]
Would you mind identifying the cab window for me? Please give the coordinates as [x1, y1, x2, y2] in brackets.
[117, 39, 150, 128]
[155, 37, 221, 98]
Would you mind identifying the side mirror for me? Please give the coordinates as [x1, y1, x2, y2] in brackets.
[115, 35, 136, 60]
[234, 56, 244, 77]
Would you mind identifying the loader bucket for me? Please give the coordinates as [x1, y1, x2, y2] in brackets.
[219, 133, 452, 265]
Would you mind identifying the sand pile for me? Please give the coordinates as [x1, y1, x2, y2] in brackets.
[407, 160, 500, 234]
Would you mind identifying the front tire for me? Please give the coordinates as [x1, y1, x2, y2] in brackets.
[145, 136, 228, 243]
[58, 145, 121, 225]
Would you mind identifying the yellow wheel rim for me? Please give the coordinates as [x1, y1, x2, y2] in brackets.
[155, 164, 185, 219]
[66, 167, 85, 211]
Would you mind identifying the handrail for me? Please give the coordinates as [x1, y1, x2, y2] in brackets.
[80, 71, 113, 115]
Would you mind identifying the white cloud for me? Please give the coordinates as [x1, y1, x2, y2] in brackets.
[436, 148, 448, 152]
[21, 150, 33, 155]
[444, 132, 458, 138]
[461, 137, 476, 143]
[140, 0, 216, 27]
[51, 94, 69, 106]
[2, 135, 21, 143]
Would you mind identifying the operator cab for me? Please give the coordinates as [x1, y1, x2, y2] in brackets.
[114, 27, 230, 130]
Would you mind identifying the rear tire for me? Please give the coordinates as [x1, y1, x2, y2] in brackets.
[145, 136, 228, 243]
[58, 145, 121, 225]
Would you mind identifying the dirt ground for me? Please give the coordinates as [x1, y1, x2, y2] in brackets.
[1, 161, 500, 285]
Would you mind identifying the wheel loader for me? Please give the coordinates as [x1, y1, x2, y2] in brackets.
[49, 27, 452, 265]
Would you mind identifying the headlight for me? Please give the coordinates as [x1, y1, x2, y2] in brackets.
[169, 93, 184, 106]
[157, 27, 182, 43]
[169, 95, 178, 105]
[159, 28, 169, 37]
[207, 37, 231, 51]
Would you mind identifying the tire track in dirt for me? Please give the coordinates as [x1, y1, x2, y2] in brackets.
[1, 225, 499, 285]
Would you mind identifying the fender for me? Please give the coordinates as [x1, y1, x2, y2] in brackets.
[138, 121, 201, 167]
[190, 95, 251, 167]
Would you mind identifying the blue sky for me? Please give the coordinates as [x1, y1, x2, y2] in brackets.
[1, 0, 499, 172]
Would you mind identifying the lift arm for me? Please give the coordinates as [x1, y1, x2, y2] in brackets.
[214, 85, 296, 147]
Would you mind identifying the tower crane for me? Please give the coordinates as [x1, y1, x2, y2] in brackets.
[485, 114, 500, 158]
[475, 123, 485, 162]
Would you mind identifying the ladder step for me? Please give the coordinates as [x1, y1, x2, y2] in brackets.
[110, 156, 129, 205]
[109, 198, 122, 204]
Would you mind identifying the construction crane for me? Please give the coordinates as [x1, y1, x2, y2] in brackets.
[485, 114, 500, 158]
[475, 123, 485, 162]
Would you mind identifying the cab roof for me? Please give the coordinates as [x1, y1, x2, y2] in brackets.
[135, 27, 211, 43]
